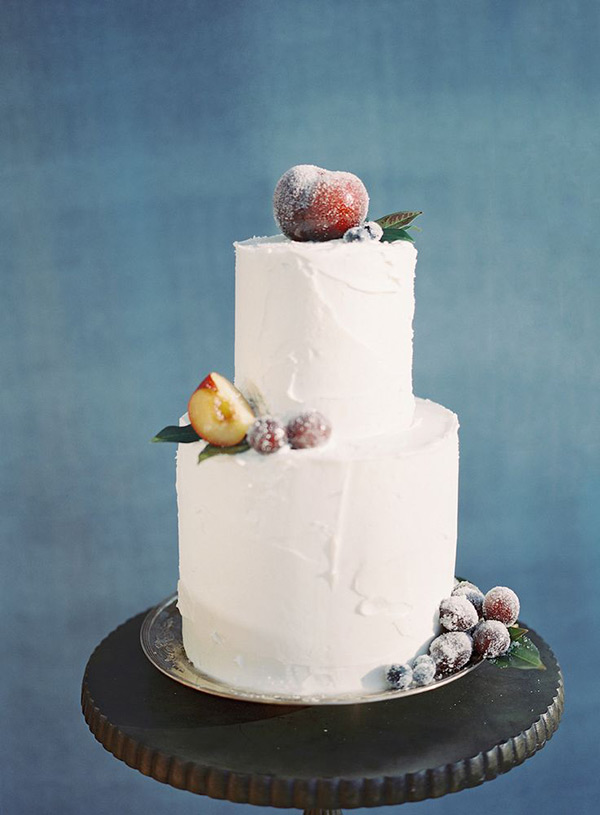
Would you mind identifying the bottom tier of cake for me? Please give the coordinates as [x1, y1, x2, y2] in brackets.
[176, 398, 459, 697]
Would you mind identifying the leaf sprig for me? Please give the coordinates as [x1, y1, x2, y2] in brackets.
[490, 627, 546, 671]
[375, 210, 422, 243]
[152, 424, 200, 444]
[152, 423, 252, 464]
[197, 441, 250, 463]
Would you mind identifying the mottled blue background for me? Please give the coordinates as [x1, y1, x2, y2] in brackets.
[2, 1, 598, 812]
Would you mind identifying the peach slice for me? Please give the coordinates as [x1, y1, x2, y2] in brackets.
[188, 372, 255, 447]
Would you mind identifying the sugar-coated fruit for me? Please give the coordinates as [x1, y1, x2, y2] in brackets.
[247, 416, 287, 455]
[412, 655, 436, 686]
[452, 581, 485, 615]
[472, 620, 511, 658]
[483, 586, 520, 626]
[343, 221, 383, 243]
[188, 372, 255, 447]
[273, 164, 369, 242]
[286, 410, 332, 449]
[386, 663, 413, 690]
[413, 654, 434, 666]
[439, 595, 479, 632]
[429, 631, 473, 675]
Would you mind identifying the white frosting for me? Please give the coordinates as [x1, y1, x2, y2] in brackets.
[234, 235, 417, 438]
[177, 399, 459, 696]
[176, 232, 460, 698]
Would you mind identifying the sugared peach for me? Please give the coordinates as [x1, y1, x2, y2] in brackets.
[273, 164, 369, 242]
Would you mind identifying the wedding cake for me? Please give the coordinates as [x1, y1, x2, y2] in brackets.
[173, 166, 459, 698]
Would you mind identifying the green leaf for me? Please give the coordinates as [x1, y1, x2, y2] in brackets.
[509, 625, 528, 642]
[375, 210, 422, 230]
[198, 440, 250, 463]
[489, 635, 546, 670]
[381, 227, 414, 243]
[152, 424, 200, 443]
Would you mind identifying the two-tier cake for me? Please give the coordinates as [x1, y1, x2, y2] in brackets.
[173, 166, 460, 698]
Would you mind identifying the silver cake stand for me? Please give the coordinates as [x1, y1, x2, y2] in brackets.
[140, 592, 483, 706]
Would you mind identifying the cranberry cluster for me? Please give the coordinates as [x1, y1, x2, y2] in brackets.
[386, 582, 521, 690]
[247, 410, 332, 455]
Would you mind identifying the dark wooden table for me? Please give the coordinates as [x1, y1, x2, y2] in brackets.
[82, 607, 563, 813]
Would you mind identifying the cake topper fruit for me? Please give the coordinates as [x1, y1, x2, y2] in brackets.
[272, 163, 423, 244]
[187, 372, 255, 447]
[273, 164, 369, 241]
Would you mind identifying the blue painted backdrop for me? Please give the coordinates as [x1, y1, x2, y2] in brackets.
[2, 1, 598, 812]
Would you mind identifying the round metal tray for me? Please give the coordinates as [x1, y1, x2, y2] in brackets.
[140, 593, 483, 706]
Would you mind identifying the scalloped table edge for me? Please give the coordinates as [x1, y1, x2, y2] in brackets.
[81, 611, 564, 810]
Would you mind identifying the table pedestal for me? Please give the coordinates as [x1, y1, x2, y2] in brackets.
[304, 810, 342, 815]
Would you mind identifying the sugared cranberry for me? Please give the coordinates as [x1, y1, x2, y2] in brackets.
[343, 221, 383, 243]
[472, 620, 511, 658]
[286, 410, 332, 449]
[386, 663, 413, 690]
[452, 581, 485, 616]
[247, 417, 287, 455]
[273, 164, 369, 242]
[429, 631, 473, 675]
[439, 595, 479, 632]
[412, 655, 436, 686]
[483, 586, 520, 626]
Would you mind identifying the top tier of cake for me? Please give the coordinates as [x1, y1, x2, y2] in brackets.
[234, 235, 418, 439]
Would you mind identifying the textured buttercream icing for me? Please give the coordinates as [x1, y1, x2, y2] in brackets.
[177, 398, 458, 696]
[234, 235, 417, 439]
[177, 231, 460, 698]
